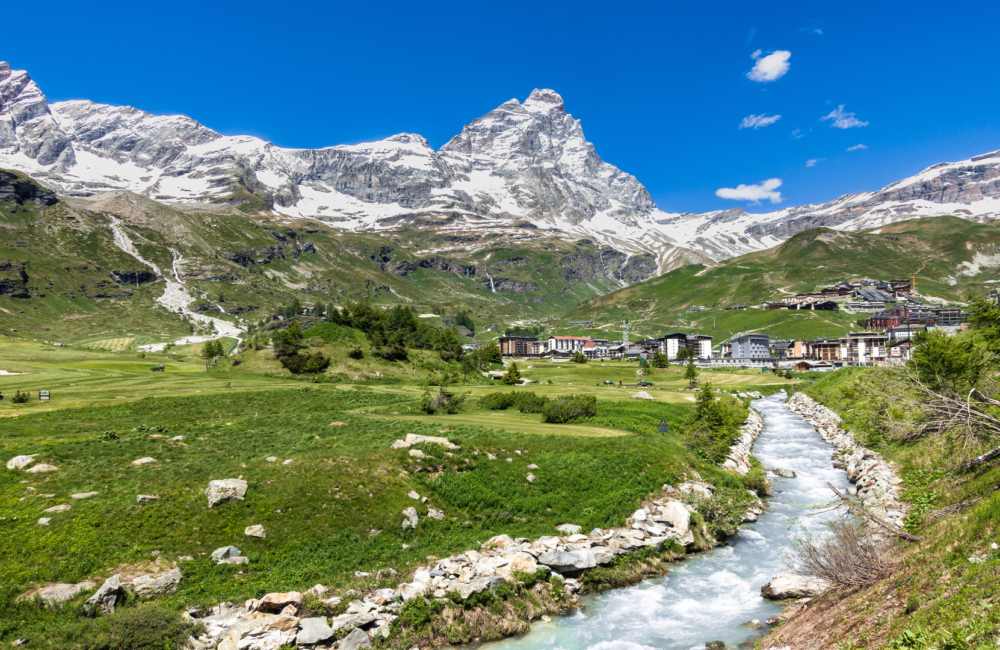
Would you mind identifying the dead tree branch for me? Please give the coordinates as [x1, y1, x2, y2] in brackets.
[827, 482, 923, 542]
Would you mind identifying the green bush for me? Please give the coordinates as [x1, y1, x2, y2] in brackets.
[542, 395, 597, 423]
[280, 352, 331, 374]
[478, 391, 549, 413]
[478, 392, 517, 410]
[347, 347, 364, 360]
[89, 604, 200, 650]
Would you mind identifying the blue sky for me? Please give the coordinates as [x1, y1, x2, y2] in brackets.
[9, 0, 1000, 213]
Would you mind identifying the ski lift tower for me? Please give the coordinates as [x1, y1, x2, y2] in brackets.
[620, 320, 631, 348]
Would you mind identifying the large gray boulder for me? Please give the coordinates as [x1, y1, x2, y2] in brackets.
[537, 549, 596, 573]
[128, 568, 182, 598]
[454, 576, 505, 600]
[296, 617, 333, 645]
[205, 479, 248, 507]
[38, 581, 96, 605]
[761, 572, 831, 599]
[84, 574, 120, 615]
[339, 628, 371, 650]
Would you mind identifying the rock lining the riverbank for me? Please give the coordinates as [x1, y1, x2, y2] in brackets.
[785, 392, 907, 533]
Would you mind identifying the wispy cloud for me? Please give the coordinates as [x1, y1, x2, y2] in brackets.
[792, 129, 804, 139]
[716, 178, 783, 205]
[739, 113, 782, 129]
[821, 105, 869, 129]
[847, 143, 869, 151]
[806, 158, 824, 167]
[747, 50, 791, 82]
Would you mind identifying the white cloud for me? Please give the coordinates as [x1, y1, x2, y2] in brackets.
[750, 48, 762, 59]
[716, 178, 783, 205]
[821, 105, 869, 129]
[792, 128, 804, 139]
[806, 158, 824, 167]
[847, 143, 869, 151]
[739, 113, 782, 129]
[747, 50, 791, 82]
[812, 29, 823, 35]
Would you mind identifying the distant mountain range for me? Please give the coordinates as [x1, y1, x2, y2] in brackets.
[2, 60, 1000, 274]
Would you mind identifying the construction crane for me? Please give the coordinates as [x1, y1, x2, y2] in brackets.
[911, 275, 932, 296]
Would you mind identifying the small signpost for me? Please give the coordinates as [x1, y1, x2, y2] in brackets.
[658, 420, 669, 434]
[38, 390, 50, 401]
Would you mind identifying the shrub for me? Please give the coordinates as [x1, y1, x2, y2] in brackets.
[789, 519, 897, 587]
[421, 389, 464, 414]
[375, 343, 409, 362]
[651, 351, 669, 368]
[571, 350, 587, 363]
[479, 392, 517, 410]
[514, 391, 549, 414]
[501, 362, 522, 385]
[90, 604, 200, 650]
[347, 347, 364, 360]
[542, 395, 597, 423]
[478, 391, 549, 413]
[11, 390, 29, 404]
[280, 352, 331, 374]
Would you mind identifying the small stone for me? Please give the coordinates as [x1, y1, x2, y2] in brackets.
[505, 458, 513, 462]
[6, 454, 36, 470]
[25, 464, 58, 473]
[282, 459, 293, 465]
[245, 525, 267, 538]
[131, 457, 156, 466]
[527, 463, 538, 469]
[390, 440, 411, 449]
[43, 504, 71, 514]
[128, 568, 182, 598]
[526, 473, 537, 482]
[402, 507, 419, 529]
[265, 456, 278, 462]
[408, 449, 425, 459]
[211, 546, 243, 563]
[136, 495, 160, 503]
[71, 492, 99, 499]
[407, 491, 420, 500]
[556, 523, 582, 535]
[36, 517, 51, 526]
[706, 641, 726, 650]
[427, 508, 445, 520]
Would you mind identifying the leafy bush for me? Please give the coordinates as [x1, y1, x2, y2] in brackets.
[89, 604, 200, 650]
[571, 350, 587, 363]
[542, 395, 597, 423]
[280, 352, 331, 374]
[478, 391, 549, 413]
[478, 392, 517, 410]
[347, 347, 364, 360]
[374, 343, 409, 362]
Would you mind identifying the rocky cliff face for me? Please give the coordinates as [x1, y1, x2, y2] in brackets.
[0, 169, 58, 206]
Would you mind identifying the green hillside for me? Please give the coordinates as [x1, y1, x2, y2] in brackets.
[559, 216, 1000, 344]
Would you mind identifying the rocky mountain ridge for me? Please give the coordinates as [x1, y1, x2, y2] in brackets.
[2, 61, 1000, 275]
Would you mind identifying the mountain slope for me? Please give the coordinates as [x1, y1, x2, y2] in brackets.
[560, 216, 1000, 342]
[3, 60, 1000, 280]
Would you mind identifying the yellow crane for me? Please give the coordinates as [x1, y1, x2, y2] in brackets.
[911, 275, 932, 296]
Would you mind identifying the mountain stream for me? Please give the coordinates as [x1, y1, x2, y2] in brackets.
[487, 392, 849, 650]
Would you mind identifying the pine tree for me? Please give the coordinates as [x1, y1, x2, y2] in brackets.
[685, 360, 698, 388]
[501, 362, 523, 385]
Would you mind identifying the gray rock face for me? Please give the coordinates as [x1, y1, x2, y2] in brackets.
[537, 549, 596, 573]
[205, 479, 248, 507]
[38, 581, 96, 605]
[296, 617, 333, 645]
[0, 63, 75, 169]
[401, 507, 419, 529]
[339, 628, 371, 650]
[84, 574, 120, 615]
[453, 576, 505, 600]
[128, 568, 182, 598]
[211, 546, 243, 563]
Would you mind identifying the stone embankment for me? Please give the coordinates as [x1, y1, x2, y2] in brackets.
[723, 400, 765, 475]
[785, 392, 907, 532]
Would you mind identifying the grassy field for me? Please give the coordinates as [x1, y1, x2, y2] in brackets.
[0, 341, 764, 646]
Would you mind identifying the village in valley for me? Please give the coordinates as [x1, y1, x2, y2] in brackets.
[496, 276, 971, 371]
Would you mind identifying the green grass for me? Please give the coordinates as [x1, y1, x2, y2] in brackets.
[0, 382, 742, 645]
[774, 368, 1000, 649]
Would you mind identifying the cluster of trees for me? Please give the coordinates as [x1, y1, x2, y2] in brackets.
[685, 384, 748, 463]
[200, 340, 226, 368]
[328, 301, 464, 362]
[504, 325, 544, 338]
[272, 321, 330, 374]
